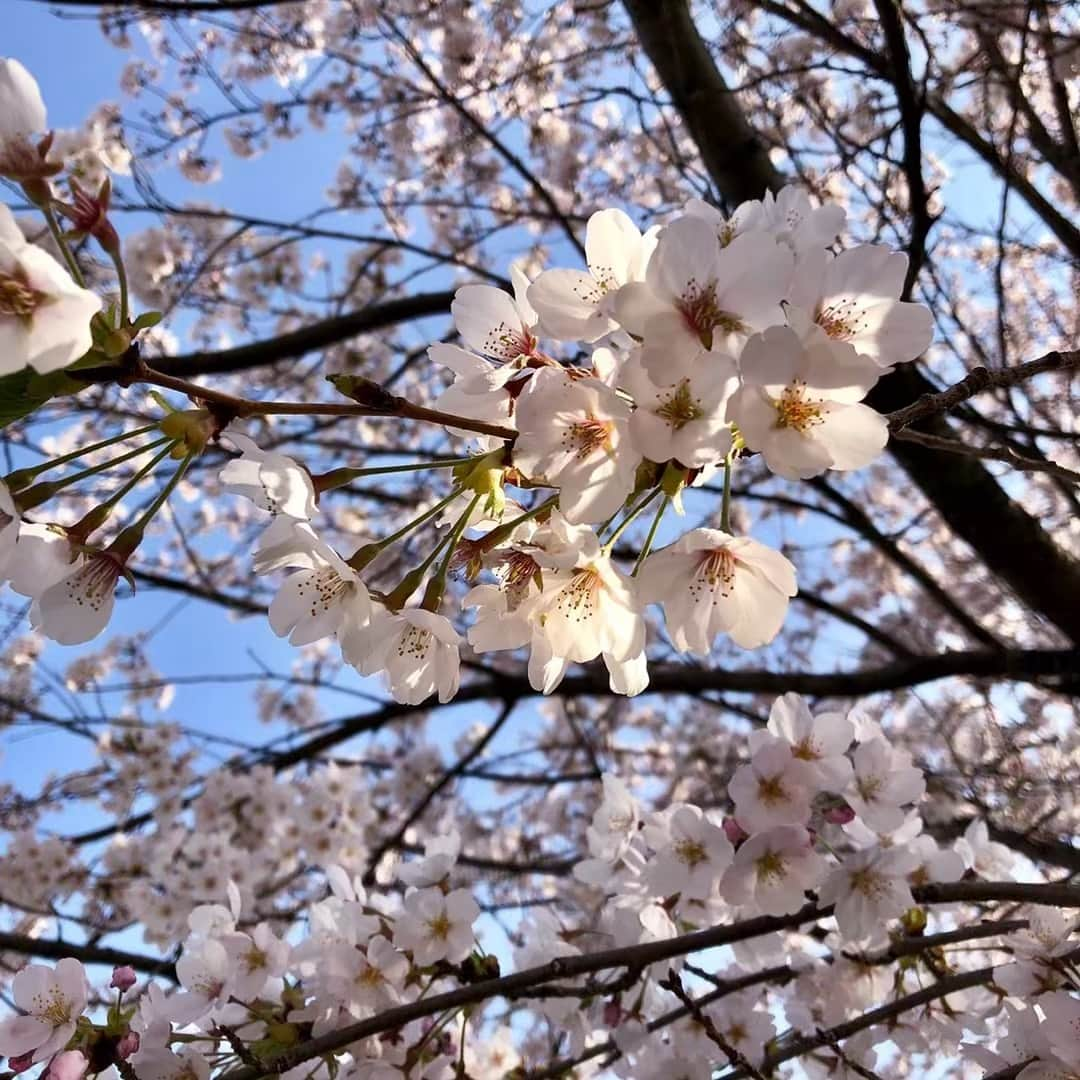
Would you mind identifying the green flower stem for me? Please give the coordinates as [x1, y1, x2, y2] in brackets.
[314, 455, 479, 494]
[422, 490, 484, 611]
[347, 484, 466, 572]
[15, 436, 174, 512]
[42, 202, 86, 288]
[113, 449, 197, 558]
[603, 487, 662, 554]
[632, 494, 670, 576]
[68, 440, 180, 543]
[111, 247, 130, 326]
[4, 423, 160, 491]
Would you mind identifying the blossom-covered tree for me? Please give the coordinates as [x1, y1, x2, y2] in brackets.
[0, 0, 1078, 1077]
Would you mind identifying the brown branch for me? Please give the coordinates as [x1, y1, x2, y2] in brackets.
[0, 930, 176, 980]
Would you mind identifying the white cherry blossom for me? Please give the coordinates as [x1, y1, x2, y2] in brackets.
[721, 825, 826, 915]
[819, 845, 919, 943]
[622, 348, 738, 467]
[727, 325, 888, 481]
[728, 741, 817, 832]
[219, 431, 316, 520]
[0, 204, 100, 375]
[0, 59, 48, 179]
[749, 693, 854, 792]
[614, 214, 793, 379]
[638, 529, 796, 653]
[31, 549, 125, 645]
[788, 244, 935, 368]
[451, 272, 539, 363]
[528, 207, 654, 342]
[393, 887, 480, 966]
[513, 367, 640, 524]
[845, 737, 925, 832]
[0, 478, 20, 576]
[642, 804, 733, 900]
[0, 958, 87, 1063]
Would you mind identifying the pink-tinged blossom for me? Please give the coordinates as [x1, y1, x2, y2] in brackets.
[221, 923, 290, 1001]
[622, 349, 738, 468]
[749, 693, 854, 792]
[0, 204, 99, 375]
[727, 741, 817, 833]
[398, 831, 461, 887]
[513, 368, 640, 525]
[0, 478, 20, 577]
[528, 208, 654, 342]
[219, 431, 316, 520]
[44, 1051, 87, 1080]
[393, 887, 480, 966]
[642, 803, 733, 901]
[0, 959, 87, 1063]
[130, 1047, 211, 1080]
[428, 342, 519, 451]
[788, 244, 934, 368]
[0, 59, 51, 181]
[614, 215, 794, 380]
[819, 845, 919, 943]
[258, 524, 371, 645]
[721, 825, 826, 915]
[845, 737, 925, 832]
[110, 965, 137, 992]
[30, 550, 126, 645]
[638, 529, 797, 654]
[451, 274, 539, 363]
[956, 819, 1016, 880]
[727, 325, 888, 481]
[350, 607, 461, 706]
[170, 938, 233, 1025]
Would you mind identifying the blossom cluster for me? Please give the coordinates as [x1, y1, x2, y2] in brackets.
[0, 693, 1074, 1080]
[213, 188, 933, 706]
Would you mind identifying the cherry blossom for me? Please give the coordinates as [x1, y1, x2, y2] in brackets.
[0, 204, 99, 375]
[721, 825, 826, 915]
[819, 845, 919, 942]
[642, 804, 733, 900]
[513, 367, 640, 524]
[0, 959, 87, 1063]
[0, 59, 48, 180]
[393, 887, 480, 966]
[219, 431, 317, 520]
[788, 245, 935, 368]
[30, 550, 126, 646]
[528, 207, 654, 342]
[727, 325, 888, 480]
[638, 529, 797, 653]
[844, 736, 926, 832]
[728, 741, 817, 832]
[749, 693, 854, 792]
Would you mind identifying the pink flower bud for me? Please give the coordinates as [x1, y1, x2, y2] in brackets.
[46, 1051, 88, 1080]
[723, 817, 748, 844]
[824, 805, 856, 825]
[110, 965, 137, 991]
[117, 1032, 140, 1060]
[8, 1053, 34, 1074]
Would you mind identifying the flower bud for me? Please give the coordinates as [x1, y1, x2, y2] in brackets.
[117, 1032, 140, 1060]
[110, 965, 137, 992]
[823, 804, 856, 825]
[8, 1052, 34, 1074]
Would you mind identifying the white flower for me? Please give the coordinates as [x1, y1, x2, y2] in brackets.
[623, 349, 738, 468]
[451, 274, 539, 362]
[393, 887, 480, 966]
[5, 522, 75, 597]
[845, 737, 925, 832]
[0, 478, 20, 577]
[398, 831, 461, 887]
[261, 525, 371, 645]
[905, 834, 965, 886]
[727, 325, 888, 481]
[31, 549, 125, 645]
[222, 923, 290, 1001]
[743, 186, 846, 252]
[513, 368, 640, 525]
[530, 528, 645, 666]
[788, 245, 934, 368]
[639, 529, 796, 654]
[0, 958, 87, 1063]
[343, 606, 461, 705]
[528, 208, 654, 342]
[428, 342, 519, 450]
[327, 935, 408, 1015]
[955, 819, 1016, 880]
[709, 992, 776, 1067]
[748, 693, 853, 792]
[643, 804, 733, 900]
[1036, 992, 1080, 1068]
[995, 907, 1076, 999]
[0, 59, 48, 180]
[170, 937, 233, 1025]
[219, 431, 316, 519]
[721, 825, 825, 915]
[0, 204, 99, 375]
[130, 1047, 211, 1080]
[819, 845, 919, 943]
[728, 741, 817, 832]
[614, 215, 793, 379]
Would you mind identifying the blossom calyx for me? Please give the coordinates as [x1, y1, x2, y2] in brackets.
[58, 178, 120, 257]
[159, 407, 216, 457]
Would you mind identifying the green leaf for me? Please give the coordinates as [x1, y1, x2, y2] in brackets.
[131, 310, 164, 331]
[0, 368, 85, 430]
